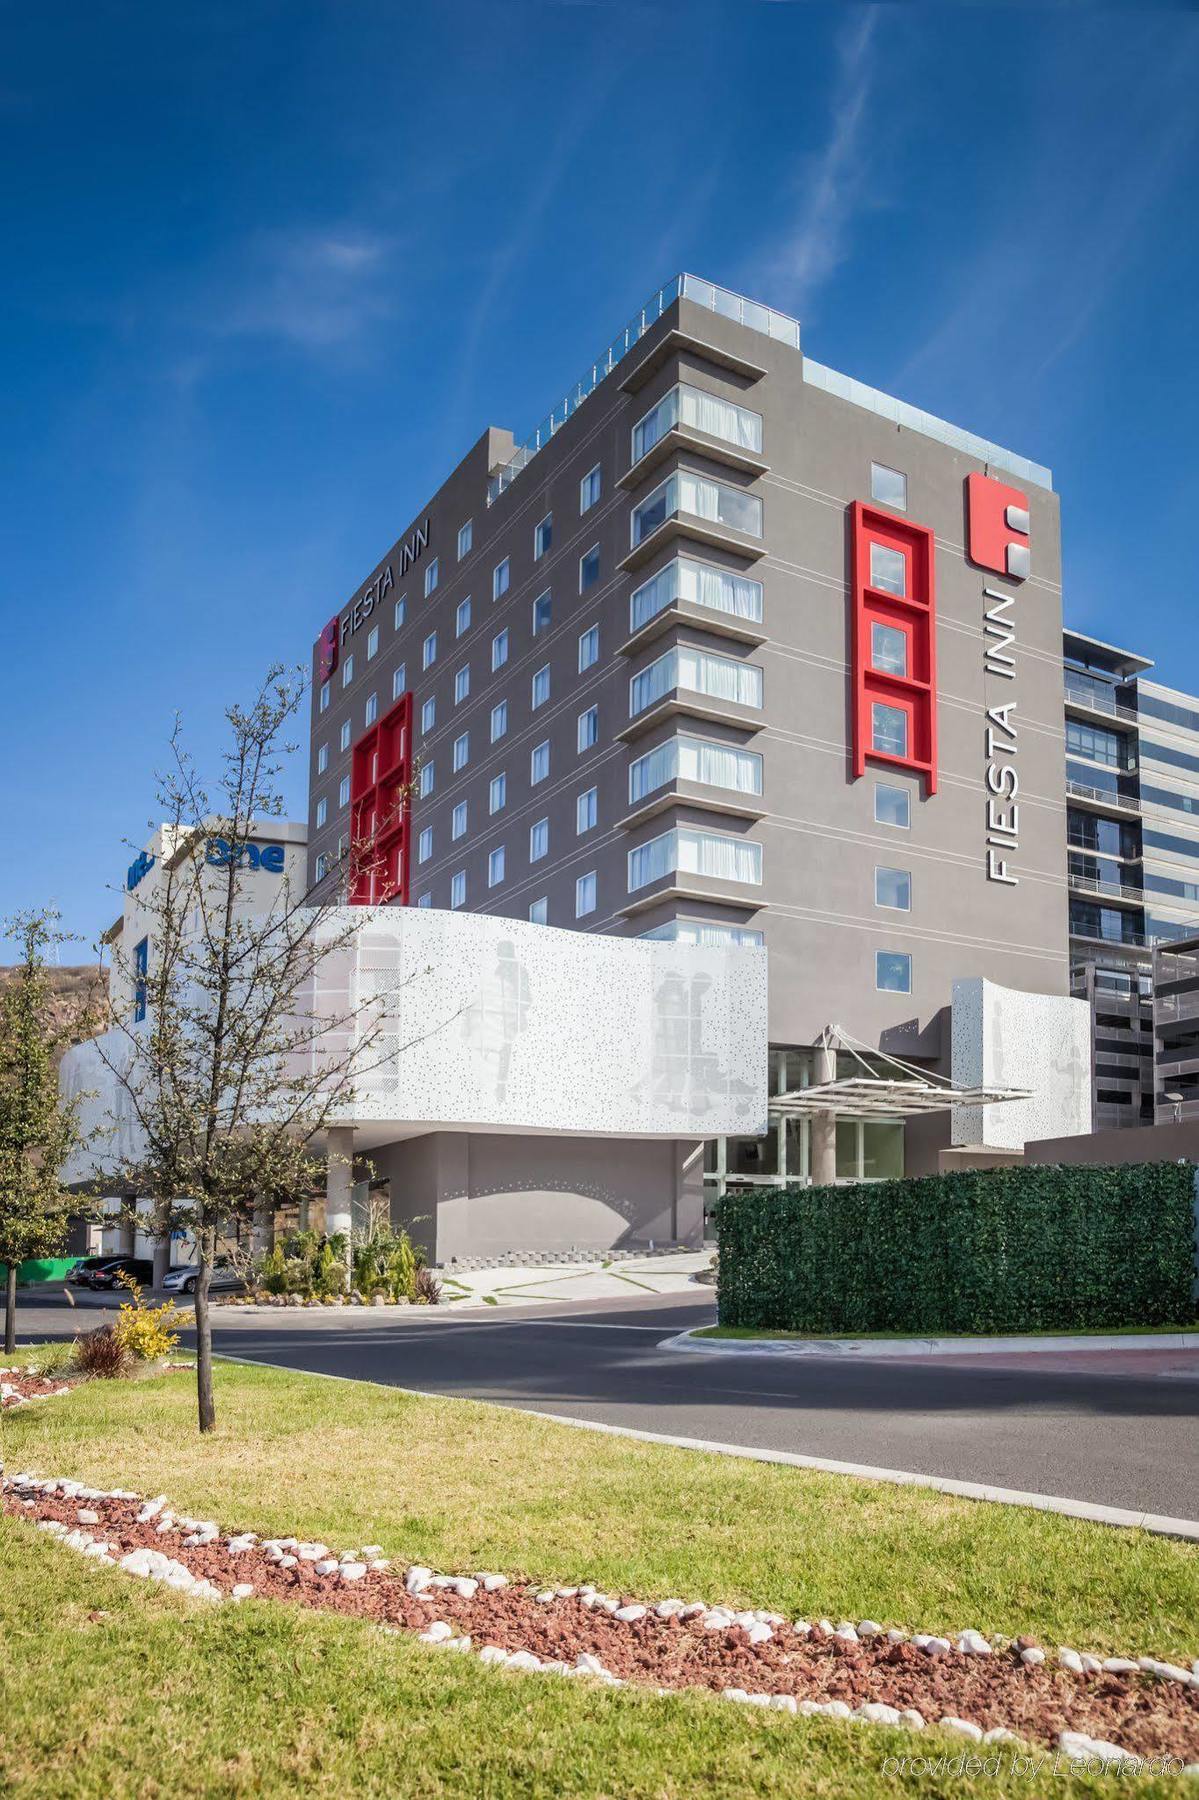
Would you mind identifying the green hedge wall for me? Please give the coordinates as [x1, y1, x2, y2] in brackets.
[717, 1162, 1198, 1335]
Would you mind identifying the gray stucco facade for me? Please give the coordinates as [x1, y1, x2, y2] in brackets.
[305, 273, 1071, 1240]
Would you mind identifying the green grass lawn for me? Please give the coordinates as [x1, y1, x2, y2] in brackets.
[2, 1354, 1198, 1797]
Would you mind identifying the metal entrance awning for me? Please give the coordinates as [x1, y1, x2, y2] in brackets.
[769, 1076, 1032, 1121]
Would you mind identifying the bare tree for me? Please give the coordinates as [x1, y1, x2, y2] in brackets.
[95, 666, 408, 1432]
[0, 911, 93, 1354]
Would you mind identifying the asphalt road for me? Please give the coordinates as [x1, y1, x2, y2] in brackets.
[12, 1285, 1199, 1521]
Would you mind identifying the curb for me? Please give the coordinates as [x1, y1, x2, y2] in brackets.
[658, 1327, 1199, 1361]
[213, 1354, 1199, 1543]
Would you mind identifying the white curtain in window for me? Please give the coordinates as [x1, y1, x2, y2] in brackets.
[677, 646, 763, 707]
[629, 563, 680, 630]
[630, 651, 678, 715]
[679, 385, 762, 452]
[678, 557, 764, 621]
[627, 831, 677, 892]
[676, 737, 762, 794]
[677, 827, 762, 883]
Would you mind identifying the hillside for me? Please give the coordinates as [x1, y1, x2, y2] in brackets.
[0, 962, 105, 1060]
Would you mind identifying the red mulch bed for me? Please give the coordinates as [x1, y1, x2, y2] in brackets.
[3, 1480, 1197, 1760]
[0, 1370, 72, 1408]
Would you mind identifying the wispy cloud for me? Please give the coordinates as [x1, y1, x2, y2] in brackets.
[198, 225, 397, 350]
[756, 8, 884, 311]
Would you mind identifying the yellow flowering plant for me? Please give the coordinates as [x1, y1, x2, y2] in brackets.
[111, 1269, 182, 1361]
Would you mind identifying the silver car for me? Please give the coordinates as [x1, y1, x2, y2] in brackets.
[161, 1256, 244, 1297]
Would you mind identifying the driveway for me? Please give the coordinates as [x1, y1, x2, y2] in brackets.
[13, 1285, 1199, 1523]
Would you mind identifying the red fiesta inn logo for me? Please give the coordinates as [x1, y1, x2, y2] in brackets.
[317, 615, 339, 684]
[967, 473, 1030, 581]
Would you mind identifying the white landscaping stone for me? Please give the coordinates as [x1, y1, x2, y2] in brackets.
[1059, 1648, 1085, 1674]
[983, 1728, 1020, 1745]
[231, 1584, 254, 1601]
[1079, 1653, 1103, 1674]
[314, 1559, 339, 1576]
[480, 1574, 507, 1592]
[1138, 1657, 1194, 1684]
[405, 1567, 433, 1594]
[339, 1563, 368, 1583]
[1020, 1647, 1046, 1666]
[857, 1703, 903, 1726]
[655, 1599, 686, 1619]
[615, 1604, 647, 1623]
[771, 1695, 798, 1714]
[452, 1577, 478, 1599]
[575, 1653, 607, 1676]
[420, 1621, 454, 1643]
[77, 1509, 100, 1525]
[478, 1645, 508, 1665]
[505, 1651, 542, 1673]
[940, 1718, 984, 1742]
[900, 1710, 925, 1730]
[958, 1630, 992, 1657]
[746, 1623, 773, 1646]
[857, 1620, 883, 1638]
[1101, 1657, 1139, 1674]
[1059, 1731, 1140, 1766]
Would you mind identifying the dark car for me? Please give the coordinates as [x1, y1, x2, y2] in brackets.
[74, 1256, 154, 1291]
[67, 1255, 122, 1287]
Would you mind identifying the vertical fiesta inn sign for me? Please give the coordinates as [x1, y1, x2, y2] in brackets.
[317, 517, 431, 685]
[968, 474, 1030, 888]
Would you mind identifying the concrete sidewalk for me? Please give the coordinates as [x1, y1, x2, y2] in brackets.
[436, 1251, 714, 1309]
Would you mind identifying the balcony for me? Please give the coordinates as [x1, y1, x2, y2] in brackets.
[1064, 681, 1140, 726]
[619, 426, 770, 488]
[618, 780, 767, 832]
[1065, 778, 1141, 818]
[617, 690, 764, 744]
[1067, 870, 1145, 907]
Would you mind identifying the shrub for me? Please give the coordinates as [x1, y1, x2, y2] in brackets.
[412, 1264, 441, 1306]
[73, 1324, 130, 1380]
[717, 1162, 1198, 1336]
[111, 1271, 182, 1361]
[258, 1246, 290, 1296]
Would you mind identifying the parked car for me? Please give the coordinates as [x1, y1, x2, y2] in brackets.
[73, 1256, 154, 1291]
[161, 1256, 244, 1296]
[67, 1255, 119, 1286]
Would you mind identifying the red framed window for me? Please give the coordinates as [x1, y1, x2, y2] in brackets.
[849, 501, 937, 795]
[348, 691, 413, 905]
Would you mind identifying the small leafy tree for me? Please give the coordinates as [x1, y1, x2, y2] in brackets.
[0, 911, 92, 1354]
[94, 666, 422, 1432]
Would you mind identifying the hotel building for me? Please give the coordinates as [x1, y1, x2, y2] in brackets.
[304, 273, 1089, 1239]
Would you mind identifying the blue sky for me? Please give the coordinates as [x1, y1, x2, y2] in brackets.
[3, 1, 1197, 948]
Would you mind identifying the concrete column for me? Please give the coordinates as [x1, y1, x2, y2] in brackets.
[152, 1228, 172, 1290]
[673, 1140, 706, 1247]
[324, 1126, 355, 1247]
[251, 1199, 275, 1260]
[810, 1038, 838, 1189]
[114, 1208, 136, 1256]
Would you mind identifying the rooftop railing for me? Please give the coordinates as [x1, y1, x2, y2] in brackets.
[1064, 680, 1140, 725]
[486, 271, 1048, 503]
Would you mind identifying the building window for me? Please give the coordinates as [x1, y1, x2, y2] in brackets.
[491, 629, 509, 671]
[338, 776, 350, 808]
[315, 797, 328, 828]
[531, 740, 550, 784]
[871, 702, 908, 758]
[631, 472, 762, 547]
[876, 950, 912, 993]
[133, 936, 148, 1023]
[340, 719, 352, 752]
[875, 866, 912, 911]
[342, 654, 354, 689]
[337, 833, 349, 863]
[532, 590, 552, 635]
[578, 624, 599, 672]
[450, 870, 466, 909]
[630, 556, 763, 632]
[392, 662, 407, 701]
[488, 846, 506, 887]
[580, 464, 601, 512]
[422, 631, 437, 670]
[529, 896, 548, 925]
[424, 557, 439, 597]
[493, 558, 510, 601]
[417, 891, 432, 908]
[452, 802, 467, 840]
[869, 542, 906, 597]
[576, 787, 597, 834]
[871, 463, 908, 511]
[577, 706, 598, 752]
[315, 851, 329, 882]
[419, 763, 434, 798]
[457, 519, 473, 560]
[317, 743, 329, 774]
[319, 681, 330, 713]
[454, 665, 470, 704]
[452, 732, 470, 772]
[489, 772, 506, 814]
[629, 644, 762, 716]
[365, 692, 378, 727]
[531, 665, 551, 709]
[529, 817, 549, 861]
[418, 827, 433, 862]
[875, 783, 911, 828]
[640, 920, 764, 948]
[394, 596, 406, 631]
[421, 696, 436, 734]
[579, 545, 600, 591]
[627, 826, 762, 892]
[575, 871, 597, 917]
[631, 383, 762, 463]
[871, 622, 908, 677]
[456, 597, 472, 637]
[534, 514, 552, 560]
[490, 701, 508, 742]
[629, 736, 762, 803]
[366, 625, 379, 660]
